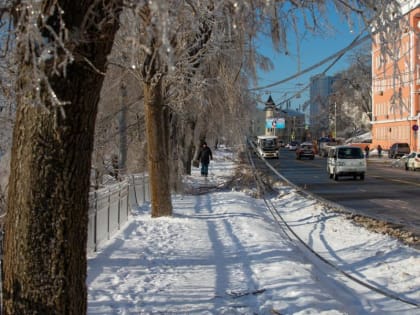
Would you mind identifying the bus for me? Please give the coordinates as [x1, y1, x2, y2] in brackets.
[256, 135, 279, 159]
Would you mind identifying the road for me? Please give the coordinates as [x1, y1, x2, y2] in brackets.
[265, 148, 420, 239]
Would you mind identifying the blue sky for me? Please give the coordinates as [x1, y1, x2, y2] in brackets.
[253, 6, 370, 112]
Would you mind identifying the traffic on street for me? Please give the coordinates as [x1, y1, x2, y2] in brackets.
[256, 147, 420, 243]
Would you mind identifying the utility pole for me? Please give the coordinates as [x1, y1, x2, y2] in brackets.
[334, 101, 337, 138]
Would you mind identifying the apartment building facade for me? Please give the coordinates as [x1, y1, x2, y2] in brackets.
[309, 74, 336, 139]
[371, 1, 420, 151]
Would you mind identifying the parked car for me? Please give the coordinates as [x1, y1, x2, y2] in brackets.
[296, 142, 315, 160]
[400, 152, 416, 170]
[327, 146, 366, 180]
[388, 143, 410, 159]
[406, 152, 420, 171]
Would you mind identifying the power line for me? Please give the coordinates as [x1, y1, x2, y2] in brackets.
[250, 32, 370, 91]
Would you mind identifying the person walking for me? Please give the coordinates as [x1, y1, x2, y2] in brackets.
[197, 142, 213, 177]
[364, 145, 370, 158]
[377, 144, 382, 157]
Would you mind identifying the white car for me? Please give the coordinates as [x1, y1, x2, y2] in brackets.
[406, 152, 420, 171]
[288, 141, 299, 151]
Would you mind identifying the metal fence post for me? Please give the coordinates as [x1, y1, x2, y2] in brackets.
[94, 191, 98, 252]
[143, 173, 146, 205]
[118, 183, 121, 230]
[127, 181, 130, 218]
[132, 174, 138, 207]
[107, 187, 111, 240]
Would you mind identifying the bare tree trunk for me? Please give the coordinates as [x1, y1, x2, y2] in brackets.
[119, 82, 128, 175]
[144, 79, 173, 217]
[182, 119, 196, 175]
[167, 112, 183, 193]
[2, 1, 121, 314]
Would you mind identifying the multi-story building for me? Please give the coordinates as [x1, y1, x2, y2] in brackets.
[371, 1, 420, 151]
[278, 108, 306, 143]
[309, 74, 336, 138]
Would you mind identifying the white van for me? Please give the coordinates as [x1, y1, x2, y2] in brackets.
[327, 146, 366, 180]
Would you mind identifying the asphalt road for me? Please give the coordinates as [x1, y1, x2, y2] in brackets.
[266, 148, 420, 238]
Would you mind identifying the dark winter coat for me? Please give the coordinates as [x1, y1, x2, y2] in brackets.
[198, 146, 213, 165]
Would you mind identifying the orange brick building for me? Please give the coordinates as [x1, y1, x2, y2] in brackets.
[371, 2, 420, 152]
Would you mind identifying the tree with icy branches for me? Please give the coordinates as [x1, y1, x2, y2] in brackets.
[0, 1, 400, 313]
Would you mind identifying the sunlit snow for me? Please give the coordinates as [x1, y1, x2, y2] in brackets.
[87, 148, 420, 315]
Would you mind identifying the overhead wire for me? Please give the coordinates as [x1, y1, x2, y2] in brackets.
[252, 14, 417, 97]
[249, 30, 370, 92]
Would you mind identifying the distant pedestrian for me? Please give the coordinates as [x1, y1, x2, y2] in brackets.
[377, 145, 382, 157]
[364, 145, 370, 158]
[197, 142, 213, 177]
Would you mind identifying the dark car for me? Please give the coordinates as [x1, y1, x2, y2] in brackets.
[296, 142, 315, 160]
[388, 143, 410, 159]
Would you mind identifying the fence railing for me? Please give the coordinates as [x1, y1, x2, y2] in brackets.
[87, 173, 150, 253]
[0, 174, 149, 312]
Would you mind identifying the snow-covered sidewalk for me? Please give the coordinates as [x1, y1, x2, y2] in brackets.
[87, 149, 420, 315]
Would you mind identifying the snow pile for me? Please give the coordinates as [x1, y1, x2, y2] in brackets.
[344, 131, 372, 144]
